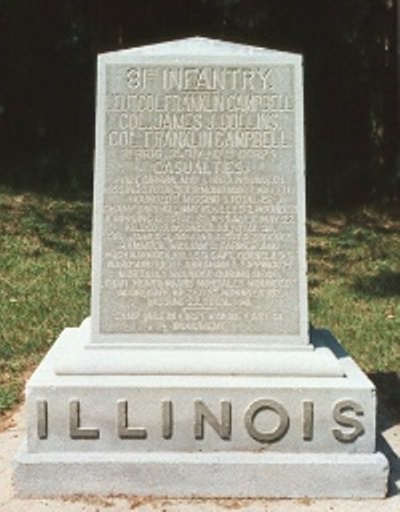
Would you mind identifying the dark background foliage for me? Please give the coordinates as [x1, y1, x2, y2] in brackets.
[0, 0, 397, 208]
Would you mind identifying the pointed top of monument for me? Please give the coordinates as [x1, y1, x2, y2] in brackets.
[100, 37, 301, 64]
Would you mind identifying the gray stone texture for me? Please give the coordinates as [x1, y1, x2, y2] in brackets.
[23, 325, 377, 455]
[91, 37, 308, 345]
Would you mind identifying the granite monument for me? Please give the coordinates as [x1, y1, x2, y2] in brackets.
[13, 37, 388, 498]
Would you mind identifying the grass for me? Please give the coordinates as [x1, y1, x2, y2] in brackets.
[308, 209, 399, 374]
[0, 189, 91, 411]
[0, 188, 399, 414]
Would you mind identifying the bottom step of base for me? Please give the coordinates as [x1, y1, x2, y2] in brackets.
[14, 442, 388, 498]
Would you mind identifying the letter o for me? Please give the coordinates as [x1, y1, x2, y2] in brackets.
[119, 113, 128, 129]
[244, 399, 289, 443]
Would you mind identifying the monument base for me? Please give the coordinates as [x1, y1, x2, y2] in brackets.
[13, 323, 389, 498]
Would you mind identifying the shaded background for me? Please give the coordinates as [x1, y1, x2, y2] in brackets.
[0, 0, 397, 208]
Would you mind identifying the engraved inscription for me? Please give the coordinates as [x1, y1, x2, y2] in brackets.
[126, 67, 274, 91]
[101, 64, 300, 335]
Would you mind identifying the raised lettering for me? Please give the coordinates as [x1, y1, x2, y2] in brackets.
[162, 400, 173, 439]
[127, 68, 141, 89]
[36, 400, 48, 440]
[194, 400, 232, 440]
[69, 400, 100, 440]
[100, 64, 299, 336]
[332, 399, 365, 443]
[117, 399, 147, 439]
[244, 399, 289, 443]
[302, 400, 314, 441]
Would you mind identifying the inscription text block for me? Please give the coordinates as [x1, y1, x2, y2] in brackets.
[92, 40, 307, 343]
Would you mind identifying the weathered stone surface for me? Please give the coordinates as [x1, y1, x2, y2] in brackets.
[14, 448, 389, 499]
[91, 37, 307, 345]
[14, 322, 388, 498]
[25, 326, 376, 455]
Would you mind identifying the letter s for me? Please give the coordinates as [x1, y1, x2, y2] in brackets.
[332, 399, 365, 443]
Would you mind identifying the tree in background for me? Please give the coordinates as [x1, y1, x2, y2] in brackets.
[0, 0, 397, 207]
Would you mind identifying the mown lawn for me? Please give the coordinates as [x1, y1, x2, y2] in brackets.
[0, 188, 399, 414]
[308, 209, 399, 373]
[0, 190, 91, 411]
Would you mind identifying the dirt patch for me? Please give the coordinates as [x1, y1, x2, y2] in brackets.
[0, 403, 21, 433]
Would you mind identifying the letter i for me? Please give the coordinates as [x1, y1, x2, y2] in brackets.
[162, 400, 173, 439]
[303, 400, 314, 441]
[37, 400, 48, 439]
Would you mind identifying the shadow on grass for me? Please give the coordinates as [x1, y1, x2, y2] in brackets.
[39, 237, 85, 256]
[0, 189, 92, 256]
[369, 372, 400, 426]
[29, 201, 92, 255]
[353, 271, 400, 298]
[30, 202, 92, 234]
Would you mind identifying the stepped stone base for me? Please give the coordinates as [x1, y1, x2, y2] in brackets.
[13, 322, 389, 498]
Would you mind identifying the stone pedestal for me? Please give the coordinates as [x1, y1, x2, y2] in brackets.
[14, 320, 388, 497]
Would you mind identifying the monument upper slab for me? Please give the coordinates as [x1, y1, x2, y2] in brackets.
[99, 37, 299, 61]
[91, 37, 307, 347]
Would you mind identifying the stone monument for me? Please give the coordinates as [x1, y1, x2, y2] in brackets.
[14, 37, 388, 498]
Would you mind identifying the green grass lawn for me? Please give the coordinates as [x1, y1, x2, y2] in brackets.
[0, 188, 399, 414]
[0, 190, 91, 411]
[308, 209, 399, 373]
